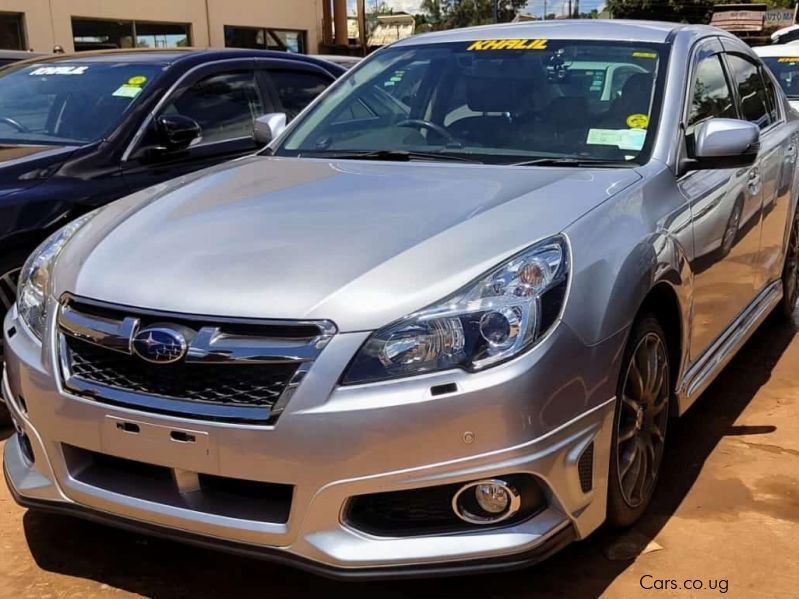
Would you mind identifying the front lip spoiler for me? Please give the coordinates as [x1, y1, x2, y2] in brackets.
[4, 461, 575, 580]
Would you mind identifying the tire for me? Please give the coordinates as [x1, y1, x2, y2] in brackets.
[775, 205, 799, 321]
[0, 250, 30, 428]
[606, 315, 671, 528]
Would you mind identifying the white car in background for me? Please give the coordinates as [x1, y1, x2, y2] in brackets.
[755, 45, 799, 111]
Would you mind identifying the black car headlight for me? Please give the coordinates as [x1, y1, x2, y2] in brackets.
[343, 235, 569, 384]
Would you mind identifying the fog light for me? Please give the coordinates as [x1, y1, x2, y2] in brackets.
[452, 478, 521, 525]
[475, 482, 511, 514]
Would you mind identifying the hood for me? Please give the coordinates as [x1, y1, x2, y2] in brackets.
[0, 143, 77, 198]
[58, 156, 640, 331]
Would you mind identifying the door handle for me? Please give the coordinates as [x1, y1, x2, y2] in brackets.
[747, 168, 761, 194]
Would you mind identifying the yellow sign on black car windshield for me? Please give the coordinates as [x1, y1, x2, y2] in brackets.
[777, 57, 799, 63]
[467, 39, 548, 51]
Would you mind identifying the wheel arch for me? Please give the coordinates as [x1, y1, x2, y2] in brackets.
[635, 281, 685, 416]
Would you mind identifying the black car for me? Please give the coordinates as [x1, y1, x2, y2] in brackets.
[0, 50, 45, 68]
[0, 48, 344, 348]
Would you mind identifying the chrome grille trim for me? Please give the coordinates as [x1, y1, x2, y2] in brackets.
[56, 295, 337, 424]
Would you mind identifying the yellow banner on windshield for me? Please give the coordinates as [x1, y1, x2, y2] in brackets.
[467, 39, 548, 51]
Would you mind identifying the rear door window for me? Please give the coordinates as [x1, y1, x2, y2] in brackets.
[268, 69, 331, 120]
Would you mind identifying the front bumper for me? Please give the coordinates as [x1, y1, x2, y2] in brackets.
[3, 302, 621, 578]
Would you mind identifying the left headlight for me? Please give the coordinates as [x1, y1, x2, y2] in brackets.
[17, 211, 98, 339]
[342, 235, 570, 385]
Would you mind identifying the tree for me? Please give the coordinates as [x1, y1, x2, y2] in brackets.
[366, 1, 394, 33]
[421, 0, 528, 29]
[606, 0, 715, 23]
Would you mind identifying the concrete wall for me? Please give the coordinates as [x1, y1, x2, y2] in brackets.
[0, 0, 322, 53]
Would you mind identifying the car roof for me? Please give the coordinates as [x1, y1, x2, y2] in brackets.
[753, 44, 799, 57]
[393, 19, 724, 47]
[15, 47, 344, 73]
[0, 49, 45, 59]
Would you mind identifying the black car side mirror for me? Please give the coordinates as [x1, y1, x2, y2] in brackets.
[156, 114, 201, 151]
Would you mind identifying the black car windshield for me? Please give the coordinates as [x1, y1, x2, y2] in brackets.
[761, 56, 799, 98]
[0, 61, 165, 145]
[276, 39, 667, 165]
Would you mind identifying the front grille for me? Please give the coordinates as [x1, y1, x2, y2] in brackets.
[68, 337, 298, 408]
[63, 445, 293, 523]
[57, 295, 335, 424]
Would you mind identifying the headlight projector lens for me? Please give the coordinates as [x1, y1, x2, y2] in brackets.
[478, 308, 521, 348]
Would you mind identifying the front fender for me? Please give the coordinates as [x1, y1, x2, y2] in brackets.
[562, 164, 693, 356]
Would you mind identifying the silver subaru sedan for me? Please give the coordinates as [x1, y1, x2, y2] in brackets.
[4, 20, 799, 578]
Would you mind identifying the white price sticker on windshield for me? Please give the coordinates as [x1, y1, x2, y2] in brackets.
[29, 66, 88, 76]
[112, 84, 143, 98]
[586, 128, 646, 151]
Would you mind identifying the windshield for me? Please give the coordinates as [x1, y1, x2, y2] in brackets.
[761, 56, 799, 98]
[0, 62, 165, 145]
[276, 39, 667, 165]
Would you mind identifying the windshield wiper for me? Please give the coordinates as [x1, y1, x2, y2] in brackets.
[298, 149, 482, 163]
[512, 157, 634, 168]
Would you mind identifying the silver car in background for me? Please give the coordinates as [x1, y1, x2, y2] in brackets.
[4, 21, 799, 577]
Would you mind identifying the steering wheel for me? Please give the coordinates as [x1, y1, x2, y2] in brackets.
[396, 119, 461, 146]
[0, 116, 29, 133]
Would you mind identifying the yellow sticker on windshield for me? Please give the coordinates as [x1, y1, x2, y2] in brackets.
[127, 75, 147, 86]
[632, 51, 657, 59]
[626, 113, 649, 129]
[467, 39, 548, 51]
[777, 57, 799, 63]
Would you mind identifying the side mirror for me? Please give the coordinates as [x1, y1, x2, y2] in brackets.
[155, 114, 201, 151]
[685, 118, 759, 171]
[254, 113, 287, 146]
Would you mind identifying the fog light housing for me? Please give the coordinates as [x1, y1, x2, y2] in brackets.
[453, 478, 521, 525]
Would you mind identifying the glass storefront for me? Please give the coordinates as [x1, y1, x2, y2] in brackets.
[72, 18, 190, 52]
[224, 25, 306, 53]
[0, 12, 25, 50]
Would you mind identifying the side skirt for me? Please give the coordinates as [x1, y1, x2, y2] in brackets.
[677, 279, 783, 415]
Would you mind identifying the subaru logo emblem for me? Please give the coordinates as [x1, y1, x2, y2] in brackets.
[131, 327, 187, 364]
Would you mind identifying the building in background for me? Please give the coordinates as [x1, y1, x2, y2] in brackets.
[367, 13, 415, 48]
[0, 0, 323, 54]
[710, 3, 798, 45]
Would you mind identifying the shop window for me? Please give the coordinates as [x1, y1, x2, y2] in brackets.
[224, 25, 306, 54]
[0, 12, 25, 50]
[72, 18, 190, 52]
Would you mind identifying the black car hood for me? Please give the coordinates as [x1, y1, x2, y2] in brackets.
[0, 144, 79, 197]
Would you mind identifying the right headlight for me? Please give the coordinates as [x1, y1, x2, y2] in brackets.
[342, 235, 569, 384]
[17, 211, 98, 339]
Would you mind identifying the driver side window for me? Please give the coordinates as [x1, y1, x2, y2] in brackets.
[159, 70, 265, 145]
[687, 54, 736, 129]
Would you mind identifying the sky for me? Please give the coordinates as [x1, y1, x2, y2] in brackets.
[347, 0, 607, 18]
